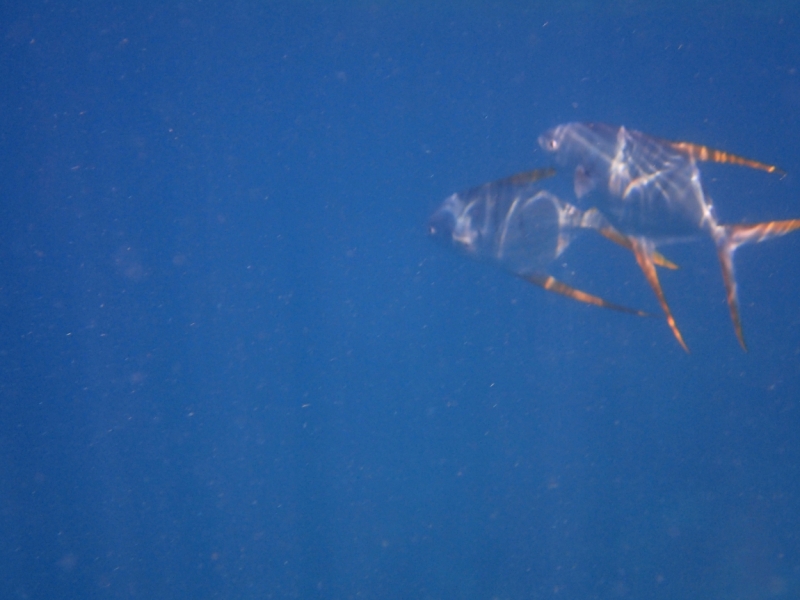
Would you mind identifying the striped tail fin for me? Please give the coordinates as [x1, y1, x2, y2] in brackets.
[715, 219, 800, 350]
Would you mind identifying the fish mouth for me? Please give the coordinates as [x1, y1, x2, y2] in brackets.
[427, 194, 462, 239]
[427, 208, 454, 239]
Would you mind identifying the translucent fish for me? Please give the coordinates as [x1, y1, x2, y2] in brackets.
[429, 167, 658, 317]
[539, 122, 800, 350]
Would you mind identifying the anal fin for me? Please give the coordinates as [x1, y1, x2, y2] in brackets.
[598, 226, 678, 270]
[629, 237, 689, 352]
[580, 208, 678, 269]
[522, 273, 650, 317]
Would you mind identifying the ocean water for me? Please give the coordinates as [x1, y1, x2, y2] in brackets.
[2, 2, 800, 598]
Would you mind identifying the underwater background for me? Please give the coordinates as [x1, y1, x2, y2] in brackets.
[2, 1, 800, 598]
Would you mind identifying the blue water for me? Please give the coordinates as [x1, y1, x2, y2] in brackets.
[2, 2, 800, 598]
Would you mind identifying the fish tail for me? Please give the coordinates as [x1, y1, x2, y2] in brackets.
[714, 232, 745, 351]
[716, 219, 800, 350]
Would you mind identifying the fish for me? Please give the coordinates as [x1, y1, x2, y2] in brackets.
[428, 167, 670, 319]
[539, 122, 799, 350]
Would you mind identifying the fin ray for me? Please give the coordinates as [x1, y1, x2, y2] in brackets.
[668, 140, 785, 176]
[629, 238, 689, 352]
[716, 219, 800, 350]
[522, 273, 650, 317]
[580, 208, 679, 269]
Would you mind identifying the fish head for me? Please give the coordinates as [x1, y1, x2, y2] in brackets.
[538, 124, 569, 158]
[428, 193, 461, 238]
[428, 193, 476, 248]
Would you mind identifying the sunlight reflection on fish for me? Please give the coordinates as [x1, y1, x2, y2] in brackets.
[539, 122, 800, 350]
[429, 167, 670, 318]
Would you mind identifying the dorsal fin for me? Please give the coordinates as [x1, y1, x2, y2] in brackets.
[668, 140, 785, 176]
[495, 167, 556, 187]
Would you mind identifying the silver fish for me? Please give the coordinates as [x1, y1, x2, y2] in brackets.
[429, 167, 672, 317]
[539, 122, 798, 350]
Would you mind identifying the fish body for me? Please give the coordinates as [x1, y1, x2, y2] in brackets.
[539, 122, 799, 350]
[429, 168, 653, 317]
[540, 123, 713, 241]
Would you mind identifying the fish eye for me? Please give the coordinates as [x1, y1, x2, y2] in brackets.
[547, 139, 558, 150]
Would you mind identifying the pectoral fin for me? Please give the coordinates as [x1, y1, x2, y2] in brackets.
[574, 165, 596, 198]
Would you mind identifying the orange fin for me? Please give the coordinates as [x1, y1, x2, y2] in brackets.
[581, 208, 679, 269]
[629, 238, 689, 352]
[715, 237, 745, 351]
[522, 273, 651, 317]
[669, 140, 785, 176]
[717, 219, 800, 350]
[496, 167, 556, 187]
[598, 226, 679, 270]
[726, 219, 800, 246]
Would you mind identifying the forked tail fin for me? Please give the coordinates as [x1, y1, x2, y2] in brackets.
[715, 219, 800, 350]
